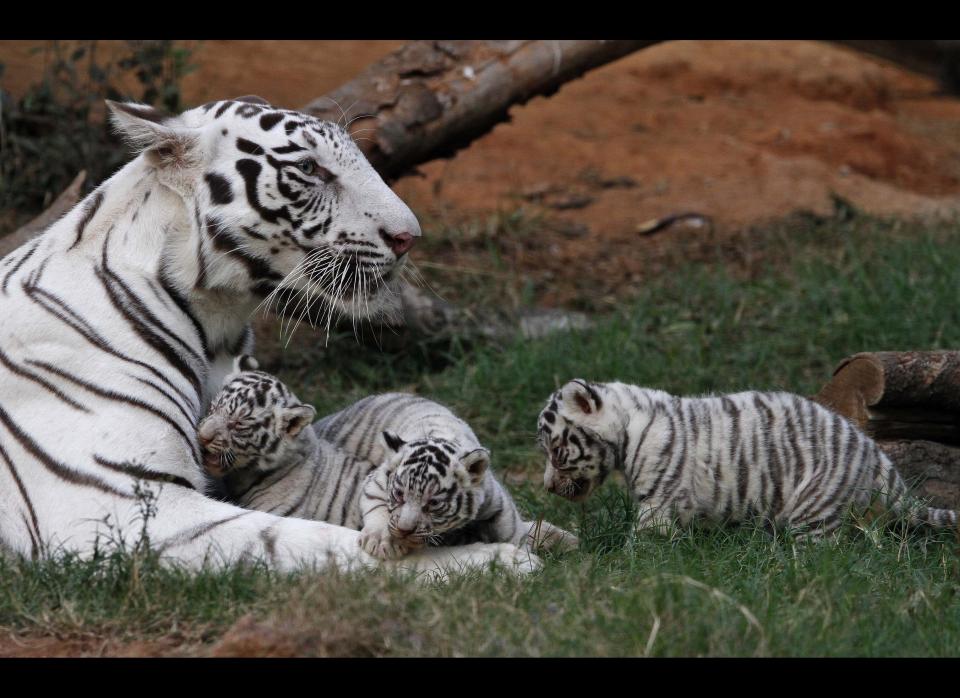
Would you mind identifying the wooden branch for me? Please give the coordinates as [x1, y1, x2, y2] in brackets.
[302, 40, 662, 180]
[831, 40, 960, 92]
[875, 439, 960, 510]
[0, 171, 86, 258]
[814, 351, 960, 442]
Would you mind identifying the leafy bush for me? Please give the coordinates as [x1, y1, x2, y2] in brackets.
[0, 40, 196, 216]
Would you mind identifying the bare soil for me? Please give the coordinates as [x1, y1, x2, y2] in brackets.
[391, 40, 960, 305]
[0, 630, 197, 657]
[4, 40, 960, 308]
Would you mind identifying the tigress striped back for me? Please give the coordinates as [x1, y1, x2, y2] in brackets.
[538, 379, 959, 538]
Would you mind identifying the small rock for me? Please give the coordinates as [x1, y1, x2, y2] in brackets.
[520, 182, 561, 201]
[549, 194, 594, 210]
[519, 309, 592, 339]
[549, 220, 590, 238]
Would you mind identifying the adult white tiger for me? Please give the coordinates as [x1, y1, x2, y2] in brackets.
[0, 96, 539, 577]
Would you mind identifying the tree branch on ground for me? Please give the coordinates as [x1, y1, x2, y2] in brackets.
[302, 40, 662, 181]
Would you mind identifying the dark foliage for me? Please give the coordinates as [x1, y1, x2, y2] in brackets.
[0, 40, 196, 215]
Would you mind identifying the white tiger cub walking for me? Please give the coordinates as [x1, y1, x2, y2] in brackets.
[199, 359, 578, 559]
[537, 379, 959, 539]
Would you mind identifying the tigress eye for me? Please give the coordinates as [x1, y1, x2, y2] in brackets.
[296, 159, 317, 176]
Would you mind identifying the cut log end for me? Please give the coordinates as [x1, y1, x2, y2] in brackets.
[813, 353, 885, 427]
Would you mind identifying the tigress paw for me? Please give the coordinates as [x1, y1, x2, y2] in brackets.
[359, 527, 412, 560]
[388, 542, 542, 583]
[490, 542, 543, 575]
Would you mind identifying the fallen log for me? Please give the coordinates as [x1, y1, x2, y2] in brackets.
[302, 40, 662, 181]
[814, 351, 960, 440]
[814, 351, 960, 508]
[879, 439, 960, 510]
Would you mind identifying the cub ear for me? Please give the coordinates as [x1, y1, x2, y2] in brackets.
[233, 354, 260, 373]
[559, 379, 604, 417]
[282, 404, 316, 437]
[461, 448, 490, 483]
[106, 100, 197, 169]
[382, 431, 406, 453]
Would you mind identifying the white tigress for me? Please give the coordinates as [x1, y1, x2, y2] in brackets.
[0, 96, 539, 578]
[197, 360, 578, 559]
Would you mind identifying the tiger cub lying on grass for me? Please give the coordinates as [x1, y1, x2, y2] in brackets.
[198, 357, 578, 559]
[537, 378, 959, 540]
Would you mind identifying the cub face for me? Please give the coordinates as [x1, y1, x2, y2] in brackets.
[197, 356, 315, 477]
[537, 379, 616, 502]
[380, 431, 490, 546]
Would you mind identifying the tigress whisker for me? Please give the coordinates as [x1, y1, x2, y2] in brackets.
[324, 254, 340, 346]
[260, 247, 333, 319]
[316, 95, 348, 129]
[344, 111, 374, 130]
[339, 99, 365, 129]
[264, 247, 333, 323]
[283, 249, 344, 344]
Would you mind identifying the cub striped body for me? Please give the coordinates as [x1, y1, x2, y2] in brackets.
[201, 380, 577, 559]
[538, 379, 959, 539]
[316, 393, 578, 557]
[198, 358, 378, 530]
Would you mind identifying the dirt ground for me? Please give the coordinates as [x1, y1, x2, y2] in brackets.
[4, 40, 960, 307]
[0, 630, 196, 657]
[391, 41, 960, 305]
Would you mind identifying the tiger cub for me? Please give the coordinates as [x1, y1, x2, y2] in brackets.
[537, 378, 959, 540]
[198, 359, 578, 559]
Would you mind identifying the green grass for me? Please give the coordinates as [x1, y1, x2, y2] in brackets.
[2, 214, 960, 656]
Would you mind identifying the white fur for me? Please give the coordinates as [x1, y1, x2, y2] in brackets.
[0, 99, 539, 579]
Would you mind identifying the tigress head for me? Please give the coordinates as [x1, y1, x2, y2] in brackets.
[197, 356, 316, 479]
[107, 96, 418, 328]
[537, 379, 622, 503]
[380, 432, 491, 547]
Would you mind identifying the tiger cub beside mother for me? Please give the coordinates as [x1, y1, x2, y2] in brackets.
[199, 357, 578, 559]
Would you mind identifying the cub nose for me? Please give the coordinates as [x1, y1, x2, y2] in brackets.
[379, 229, 416, 257]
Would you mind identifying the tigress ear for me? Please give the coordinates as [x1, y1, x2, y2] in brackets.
[559, 379, 604, 417]
[383, 431, 406, 452]
[106, 100, 197, 169]
[233, 354, 260, 373]
[282, 403, 316, 438]
[461, 448, 490, 484]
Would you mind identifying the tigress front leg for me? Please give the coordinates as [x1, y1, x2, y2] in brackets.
[521, 519, 580, 553]
[357, 466, 410, 560]
[99, 484, 540, 578]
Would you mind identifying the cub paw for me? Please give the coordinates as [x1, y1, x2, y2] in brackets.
[359, 527, 412, 560]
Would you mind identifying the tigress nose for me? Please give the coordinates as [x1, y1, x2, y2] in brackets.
[380, 229, 416, 256]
